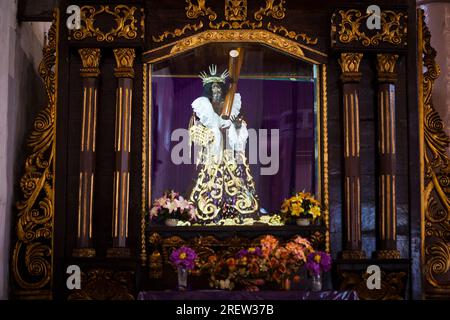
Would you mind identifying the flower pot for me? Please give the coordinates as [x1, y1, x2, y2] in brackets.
[165, 219, 179, 226]
[296, 218, 310, 226]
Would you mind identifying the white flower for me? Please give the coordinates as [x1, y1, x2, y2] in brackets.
[165, 200, 178, 213]
[150, 206, 159, 218]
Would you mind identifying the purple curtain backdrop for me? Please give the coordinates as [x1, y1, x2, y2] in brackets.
[151, 77, 315, 213]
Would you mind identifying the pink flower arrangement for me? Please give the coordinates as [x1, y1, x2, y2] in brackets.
[149, 190, 197, 223]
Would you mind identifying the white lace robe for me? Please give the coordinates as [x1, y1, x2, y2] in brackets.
[191, 93, 248, 161]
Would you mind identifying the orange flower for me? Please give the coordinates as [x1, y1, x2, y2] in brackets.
[226, 258, 236, 270]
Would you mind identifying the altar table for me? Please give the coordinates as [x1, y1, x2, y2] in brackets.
[137, 290, 358, 300]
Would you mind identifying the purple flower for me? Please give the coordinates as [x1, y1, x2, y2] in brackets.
[306, 251, 332, 275]
[236, 247, 262, 258]
[170, 246, 197, 270]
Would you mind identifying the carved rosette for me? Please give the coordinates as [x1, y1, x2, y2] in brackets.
[12, 10, 59, 299]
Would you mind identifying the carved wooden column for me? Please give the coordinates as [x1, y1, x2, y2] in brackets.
[73, 48, 101, 257]
[107, 48, 135, 257]
[375, 54, 401, 259]
[339, 53, 366, 259]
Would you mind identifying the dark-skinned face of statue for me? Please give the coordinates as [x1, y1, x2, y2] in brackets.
[211, 82, 222, 103]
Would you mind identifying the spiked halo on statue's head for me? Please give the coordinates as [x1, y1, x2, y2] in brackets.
[199, 64, 229, 86]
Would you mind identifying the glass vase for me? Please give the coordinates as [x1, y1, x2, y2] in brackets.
[177, 266, 188, 291]
[281, 277, 291, 291]
[311, 272, 322, 292]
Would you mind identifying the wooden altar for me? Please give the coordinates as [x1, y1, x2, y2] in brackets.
[10, 0, 450, 300]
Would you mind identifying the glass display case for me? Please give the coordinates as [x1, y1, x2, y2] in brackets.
[147, 43, 321, 226]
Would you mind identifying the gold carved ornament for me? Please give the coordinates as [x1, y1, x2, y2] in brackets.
[185, 0, 217, 21]
[151, 0, 319, 49]
[12, 10, 59, 297]
[141, 65, 148, 267]
[254, 0, 286, 21]
[169, 29, 305, 61]
[376, 54, 399, 83]
[339, 270, 406, 300]
[70, 5, 139, 42]
[209, 20, 262, 30]
[339, 53, 363, 83]
[152, 21, 204, 43]
[334, 9, 407, 47]
[418, 10, 450, 292]
[225, 0, 247, 21]
[267, 22, 318, 45]
[148, 233, 162, 278]
[78, 48, 101, 77]
[68, 269, 135, 300]
[113, 48, 136, 78]
[321, 65, 330, 253]
[339, 53, 363, 73]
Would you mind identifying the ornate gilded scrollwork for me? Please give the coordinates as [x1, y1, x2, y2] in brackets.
[68, 269, 135, 300]
[152, 21, 204, 43]
[254, 0, 286, 21]
[185, 0, 217, 21]
[339, 270, 406, 300]
[12, 10, 59, 299]
[150, 0, 322, 52]
[209, 20, 262, 30]
[419, 9, 450, 294]
[70, 5, 139, 42]
[225, 0, 247, 21]
[267, 22, 317, 45]
[332, 9, 407, 47]
[170, 30, 305, 60]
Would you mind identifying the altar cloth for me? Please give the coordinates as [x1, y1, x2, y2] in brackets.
[137, 290, 358, 300]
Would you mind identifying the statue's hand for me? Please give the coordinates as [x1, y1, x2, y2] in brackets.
[220, 120, 232, 129]
[231, 115, 243, 128]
